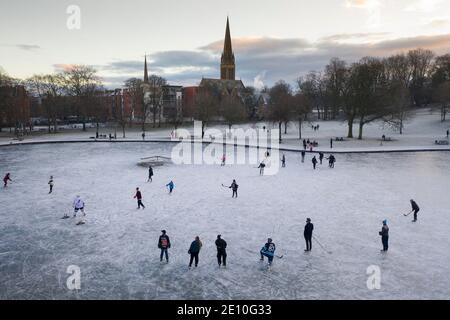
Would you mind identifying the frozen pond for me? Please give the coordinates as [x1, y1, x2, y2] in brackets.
[0, 142, 449, 299]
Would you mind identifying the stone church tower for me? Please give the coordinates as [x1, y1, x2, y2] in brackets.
[220, 17, 235, 80]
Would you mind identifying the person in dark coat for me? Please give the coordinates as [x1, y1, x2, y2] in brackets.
[304, 218, 314, 251]
[319, 152, 324, 165]
[301, 150, 305, 163]
[215, 235, 227, 267]
[229, 179, 238, 198]
[330, 138, 333, 149]
[158, 230, 171, 262]
[327, 154, 336, 168]
[409, 199, 420, 222]
[281, 154, 286, 167]
[258, 162, 266, 175]
[303, 139, 307, 150]
[312, 156, 318, 170]
[379, 220, 389, 251]
[147, 166, 154, 182]
[3, 173, 12, 187]
[133, 187, 145, 209]
[188, 236, 202, 268]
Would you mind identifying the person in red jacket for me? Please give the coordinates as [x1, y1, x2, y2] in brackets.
[133, 187, 145, 209]
[3, 173, 12, 187]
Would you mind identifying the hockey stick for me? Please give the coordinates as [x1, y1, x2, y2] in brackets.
[312, 235, 332, 254]
[403, 210, 413, 217]
[221, 184, 230, 188]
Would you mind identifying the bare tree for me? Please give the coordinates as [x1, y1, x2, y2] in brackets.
[324, 58, 348, 119]
[268, 80, 292, 143]
[194, 89, 219, 138]
[142, 75, 166, 130]
[408, 49, 434, 106]
[62, 65, 102, 131]
[433, 82, 450, 121]
[220, 94, 247, 130]
[292, 93, 311, 139]
[124, 78, 143, 128]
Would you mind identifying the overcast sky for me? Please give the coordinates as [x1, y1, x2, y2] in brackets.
[1, 0, 450, 89]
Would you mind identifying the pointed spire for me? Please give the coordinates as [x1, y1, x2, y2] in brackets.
[144, 54, 149, 83]
[223, 16, 233, 60]
[221, 16, 235, 80]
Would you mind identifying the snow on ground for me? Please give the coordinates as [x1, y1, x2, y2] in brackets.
[0, 142, 449, 300]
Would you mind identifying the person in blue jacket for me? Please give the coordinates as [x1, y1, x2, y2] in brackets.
[166, 180, 174, 194]
[260, 238, 276, 265]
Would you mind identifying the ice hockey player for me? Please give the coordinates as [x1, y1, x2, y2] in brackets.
[406, 199, 420, 222]
[3, 173, 12, 187]
[166, 180, 175, 194]
[319, 152, 324, 165]
[258, 162, 266, 175]
[147, 166, 154, 182]
[260, 238, 276, 266]
[48, 176, 54, 194]
[221, 154, 226, 166]
[158, 230, 171, 263]
[229, 179, 238, 198]
[215, 235, 227, 267]
[281, 154, 286, 167]
[188, 236, 203, 268]
[312, 156, 318, 170]
[379, 220, 389, 252]
[134, 187, 145, 209]
[71, 195, 86, 225]
[304, 218, 314, 251]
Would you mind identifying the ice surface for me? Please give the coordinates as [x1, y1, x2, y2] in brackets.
[0, 143, 449, 299]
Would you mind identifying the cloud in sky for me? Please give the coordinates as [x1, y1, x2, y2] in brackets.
[344, 0, 383, 28]
[0, 44, 41, 51]
[95, 33, 450, 89]
[405, 0, 444, 12]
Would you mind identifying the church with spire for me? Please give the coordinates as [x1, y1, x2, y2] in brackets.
[199, 17, 245, 99]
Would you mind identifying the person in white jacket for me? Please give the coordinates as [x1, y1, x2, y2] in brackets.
[71, 195, 86, 225]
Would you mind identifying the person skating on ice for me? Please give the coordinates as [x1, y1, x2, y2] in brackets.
[147, 166, 153, 182]
[405, 199, 420, 222]
[72, 195, 86, 224]
[258, 162, 266, 175]
[215, 235, 227, 268]
[327, 154, 336, 168]
[158, 230, 171, 263]
[260, 238, 276, 266]
[379, 220, 389, 252]
[3, 173, 12, 187]
[301, 150, 305, 163]
[188, 236, 202, 269]
[134, 187, 145, 209]
[229, 179, 238, 198]
[312, 156, 318, 170]
[319, 152, 324, 165]
[48, 176, 54, 194]
[281, 154, 286, 167]
[166, 180, 174, 194]
[304, 218, 314, 251]
[221, 154, 226, 166]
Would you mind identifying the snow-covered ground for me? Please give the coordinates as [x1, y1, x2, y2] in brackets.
[1, 142, 449, 299]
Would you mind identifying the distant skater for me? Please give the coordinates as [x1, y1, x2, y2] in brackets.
[330, 138, 333, 149]
[327, 154, 336, 168]
[166, 180, 174, 194]
[229, 179, 238, 198]
[48, 176, 54, 193]
[319, 152, 324, 165]
[258, 162, 266, 175]
[71, 195, 86, 225]
[312, 156, 318, 170]
[303, 139, 307, 150]
[215, 235, 227, 268]
[188, 236, 202, 269]
[221, 154, 226, 166]
[147, 166, 153, 182]
[405, 199, 420, 222]
[3, 173, 12, 187]
[260, 238, 276, 266]
[379, 220, 389, 252]
[301, 150, 305, 163]
[158, 230, 171, 263]
[134, 187, 145, 209]
[304, 218, 314, 251]
[142, 132, 145, 140]
[281, 154, 286, 167]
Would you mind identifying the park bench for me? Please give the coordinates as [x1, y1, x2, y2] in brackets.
[335, 137, 345, 141]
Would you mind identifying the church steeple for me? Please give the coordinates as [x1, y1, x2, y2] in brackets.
[144, 54, 149, 83]
[220, 17, 235, 80]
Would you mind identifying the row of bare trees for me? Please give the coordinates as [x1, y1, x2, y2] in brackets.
[266, 49, 450, 141]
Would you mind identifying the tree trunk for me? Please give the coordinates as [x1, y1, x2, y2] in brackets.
[284, 121, 287, 134]
[278, 121, 282, 143]
[358, 120, 364, 140]
[298, 118, 302, 139]
[399, 116, 403, 135]
[122, 124, 126, 138]
[347, 116, 354, 138]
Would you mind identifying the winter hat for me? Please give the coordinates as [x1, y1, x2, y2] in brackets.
[306, 218, 311, 222]
[161, 230, 166, 234]
[217, 235, 221, 239]
[383, 220, 387, 225]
